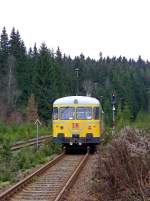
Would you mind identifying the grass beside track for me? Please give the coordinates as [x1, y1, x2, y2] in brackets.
[0, 141, 61, 186]
[0, 122, 51, 145]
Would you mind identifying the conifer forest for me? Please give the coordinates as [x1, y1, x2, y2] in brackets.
[0, 26, 150, 201]
[0, 27, 150, 125]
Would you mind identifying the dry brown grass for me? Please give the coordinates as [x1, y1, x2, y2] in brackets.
[94, 128, 150, 201]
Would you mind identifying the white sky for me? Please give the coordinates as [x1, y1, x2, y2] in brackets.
[0, 0, 150, 60]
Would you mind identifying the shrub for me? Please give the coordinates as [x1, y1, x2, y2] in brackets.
[0, 140, 60, 183]
[0, 121, 51, 144]
[94, 128, 150, 201]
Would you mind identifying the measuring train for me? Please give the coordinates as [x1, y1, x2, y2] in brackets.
[52, 96, 103, 150]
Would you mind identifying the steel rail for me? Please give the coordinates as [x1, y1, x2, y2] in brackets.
[0, 152, 65, 201]
[54, 149, 90, 201]
[0, 149, 90, 201]
[11, 135, 52, 151]
[16, 135, 50, 144]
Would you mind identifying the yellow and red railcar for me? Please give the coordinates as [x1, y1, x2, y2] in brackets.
[52, 96, 103, 149]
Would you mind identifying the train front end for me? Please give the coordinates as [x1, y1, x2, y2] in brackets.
[52, 96, 102, 149]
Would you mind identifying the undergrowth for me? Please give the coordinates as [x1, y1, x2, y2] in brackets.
[94, 128, 150, 201]
[0, 140, 61, 184]
[0, 122, 50, 145]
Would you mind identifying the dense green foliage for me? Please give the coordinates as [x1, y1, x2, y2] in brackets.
[0, 122, 50, 144]
[0, 141, 61, 184]
[0, 27, 150, 125]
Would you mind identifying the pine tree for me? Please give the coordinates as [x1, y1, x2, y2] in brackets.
[33, 43, 38, 57]
[60, 54, 75, 96]
[0, 27, 9, 57]
[9, 28, 28, 106]
[56, 46, 62, 65]
[9, 28, 20, 57]
[0, 27, 9, 103]
[33, 43, 61, 121]
[6, 55, 20, 111]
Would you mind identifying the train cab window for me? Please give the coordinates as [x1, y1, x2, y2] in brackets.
[76, 107, 92, 120]
[53, 107, 58, 120]
[93, 107, 100, 120]
[60, 107, 75, 120]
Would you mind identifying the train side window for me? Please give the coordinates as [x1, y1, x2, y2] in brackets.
[53, 107, 58, 120]
[93, 107, 100, 120]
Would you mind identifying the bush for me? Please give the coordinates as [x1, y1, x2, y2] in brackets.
[0, 122, 51, 145]
[0, 138, 17, 182]
[94, 128, 150, 201]
[101, 128, 114, 145]
[132, 112, 150, 130]
[0, 140, 61, 183]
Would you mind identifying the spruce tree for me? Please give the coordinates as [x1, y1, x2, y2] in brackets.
[9, 28, 28, 106]
[0, 27, 9, 98]
[0, 27, 9, 57]
[33, 43, 61, 121]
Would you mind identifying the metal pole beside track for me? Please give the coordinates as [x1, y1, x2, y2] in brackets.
[112, 105, 115, 135]
[37, 122, 39, 149]
[112, 92, 116, 135]
[34, 119, 42, 150]
[75, 68, 79, 95]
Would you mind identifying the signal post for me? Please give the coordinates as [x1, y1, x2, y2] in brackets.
[112, 92, 116, 134]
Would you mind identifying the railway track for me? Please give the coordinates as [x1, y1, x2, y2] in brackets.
[11, 135, 51, 151]
[0, 149, 89, 201]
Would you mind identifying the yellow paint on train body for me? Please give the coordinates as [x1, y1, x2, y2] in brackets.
[52, 96, 103, 145]
[53, 105, 101, 138]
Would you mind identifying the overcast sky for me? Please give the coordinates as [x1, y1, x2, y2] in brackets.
[0, 0, 150, 60]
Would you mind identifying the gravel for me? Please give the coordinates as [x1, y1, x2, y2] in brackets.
[62, 152, 99, 201]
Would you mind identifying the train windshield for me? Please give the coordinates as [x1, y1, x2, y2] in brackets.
[76, 107, 92, 120]
[60, 107, 75, 120]
[53, 107, 58, 120]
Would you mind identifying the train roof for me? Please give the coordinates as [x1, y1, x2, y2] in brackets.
[53, 96, 100, 105]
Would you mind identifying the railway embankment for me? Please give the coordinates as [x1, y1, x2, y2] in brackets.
[93, 128, 150, 201]
[0, 140, 61, 194]
[0, 128, 149, 201]
[0, 151, 89, 200]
